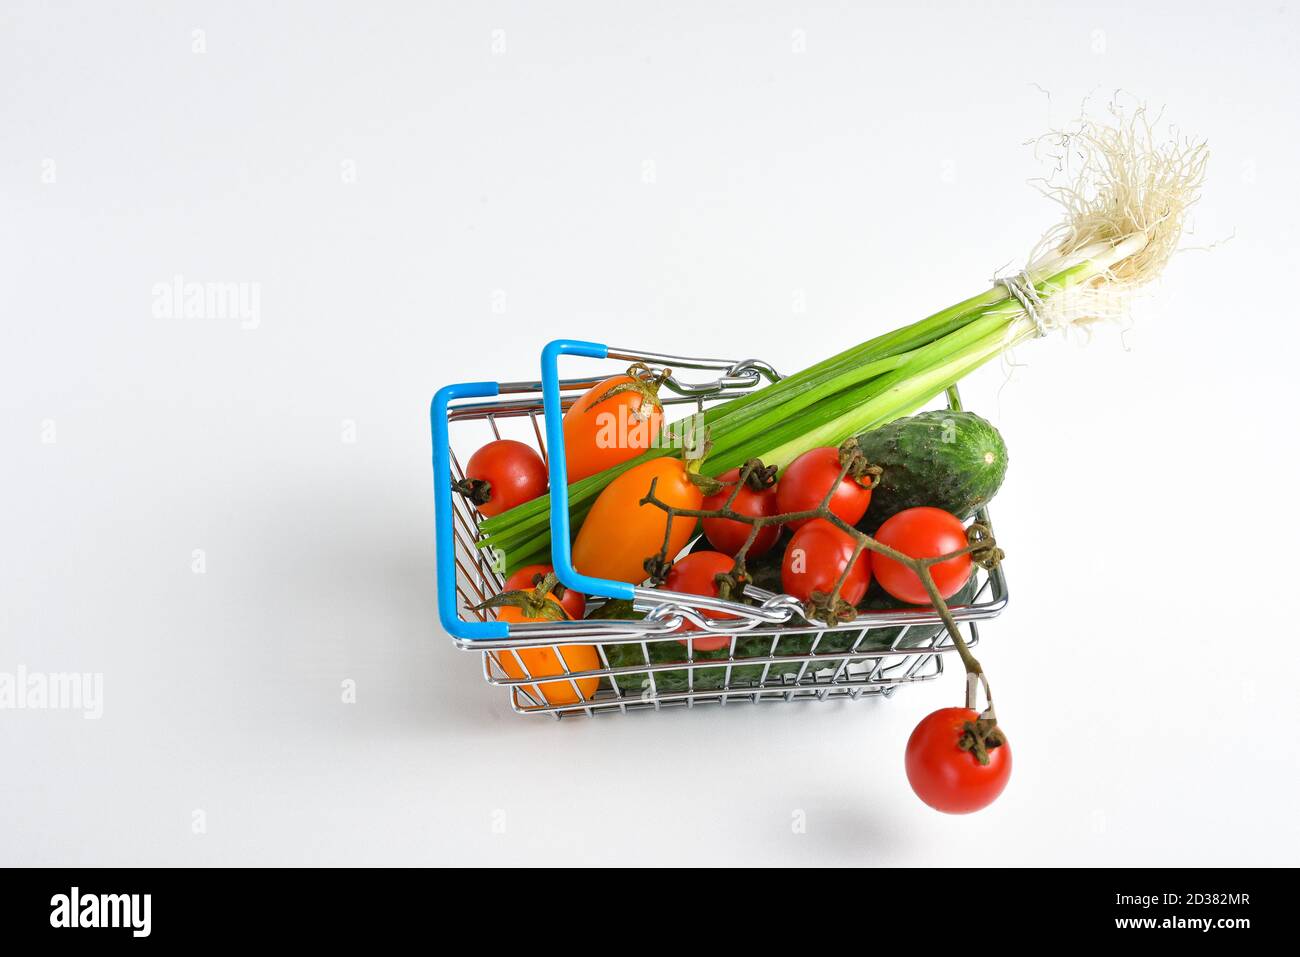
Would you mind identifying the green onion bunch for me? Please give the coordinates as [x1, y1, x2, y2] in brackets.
[476, 108, 1206, 573]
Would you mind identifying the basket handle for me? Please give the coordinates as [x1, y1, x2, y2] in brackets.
[431, 381, 510, 640]
[540, 340, 637, 603]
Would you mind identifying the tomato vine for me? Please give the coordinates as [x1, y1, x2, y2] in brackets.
[639, 443, 1008, 760]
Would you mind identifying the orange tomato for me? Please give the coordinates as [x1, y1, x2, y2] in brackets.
[572, 457, 703, 585]
[562, 375, 664, 482]
[495, 603, 601, 706]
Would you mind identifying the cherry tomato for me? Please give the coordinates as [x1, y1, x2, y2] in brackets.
[701, 468, 781, 557]
[460, 439, 547, 517]
[780, 519, 871, 607]
[662, 551, 741, 651]
[871, 507, 972, 604]
[775, 447, 873, 529]
[572, 457, 702, 585]
[494, 607, 601, 706]
[504, 564, 586, 621]
[491, 566, 597, 706]
[563, 374, 664, 482]
[905, 707, 1011, 813]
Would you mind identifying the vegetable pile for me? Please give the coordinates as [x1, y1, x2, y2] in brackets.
[462, 403, 1011, 812]
[448, 104, 1207, 815]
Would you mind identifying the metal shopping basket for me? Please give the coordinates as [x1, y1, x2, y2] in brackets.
[431, 339, 1008, 718]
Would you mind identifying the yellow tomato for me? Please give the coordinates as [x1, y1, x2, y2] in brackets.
[495, 605, 601, 706]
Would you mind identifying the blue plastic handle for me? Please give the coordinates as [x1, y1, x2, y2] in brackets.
[431, 381, 509, 639]
[540, 340, 636, 602]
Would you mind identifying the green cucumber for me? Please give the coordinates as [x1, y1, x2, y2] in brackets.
[596, 575, 980, 695]
[853, 575, 981, 651]
[852, 409, 1008, 532]
[600, 640, 740, 695]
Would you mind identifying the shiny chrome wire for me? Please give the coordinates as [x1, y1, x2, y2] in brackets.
[440, 351, 1007, 718]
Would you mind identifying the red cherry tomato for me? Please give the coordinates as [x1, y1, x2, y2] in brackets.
[701, 468, 781, 557]
[662, 551, 740, 651]
[461, 440, 547, 517]
[503, 564, 586, 621]
[871, 507, 972, 604]
[780, 519, 871, 607]
[905, 707, 1011, 813]
[775, 447, 873, 530]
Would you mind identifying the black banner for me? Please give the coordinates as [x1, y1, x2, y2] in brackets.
[0, 867, 1286, 944]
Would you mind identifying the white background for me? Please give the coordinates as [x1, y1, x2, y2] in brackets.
[3, 0, 1298, 866]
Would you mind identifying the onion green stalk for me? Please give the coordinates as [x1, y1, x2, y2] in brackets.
[475, 107, 1207, 573]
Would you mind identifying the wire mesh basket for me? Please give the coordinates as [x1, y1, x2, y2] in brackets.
[431, 341, 1008, 718]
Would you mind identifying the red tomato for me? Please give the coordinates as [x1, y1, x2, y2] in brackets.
[780, 519, 871, 607]
[662, 551, 741, 651]
[871, 507, 972, 604]
[775, 447, 873, 529]
[905, 707, 1011, 813]
[503, 564, 586, 621]
[460, 440, 547, 517]
[701, 468, 781, 557]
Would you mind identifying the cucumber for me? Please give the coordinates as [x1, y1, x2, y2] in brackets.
[851, 410, 1008, 532]
[853, 575, 981, 651]
[597, 575, 981, 695]
[589, 602, 733, 694]
[601, 640, 748, 695]
[586, 599, 645, 621]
